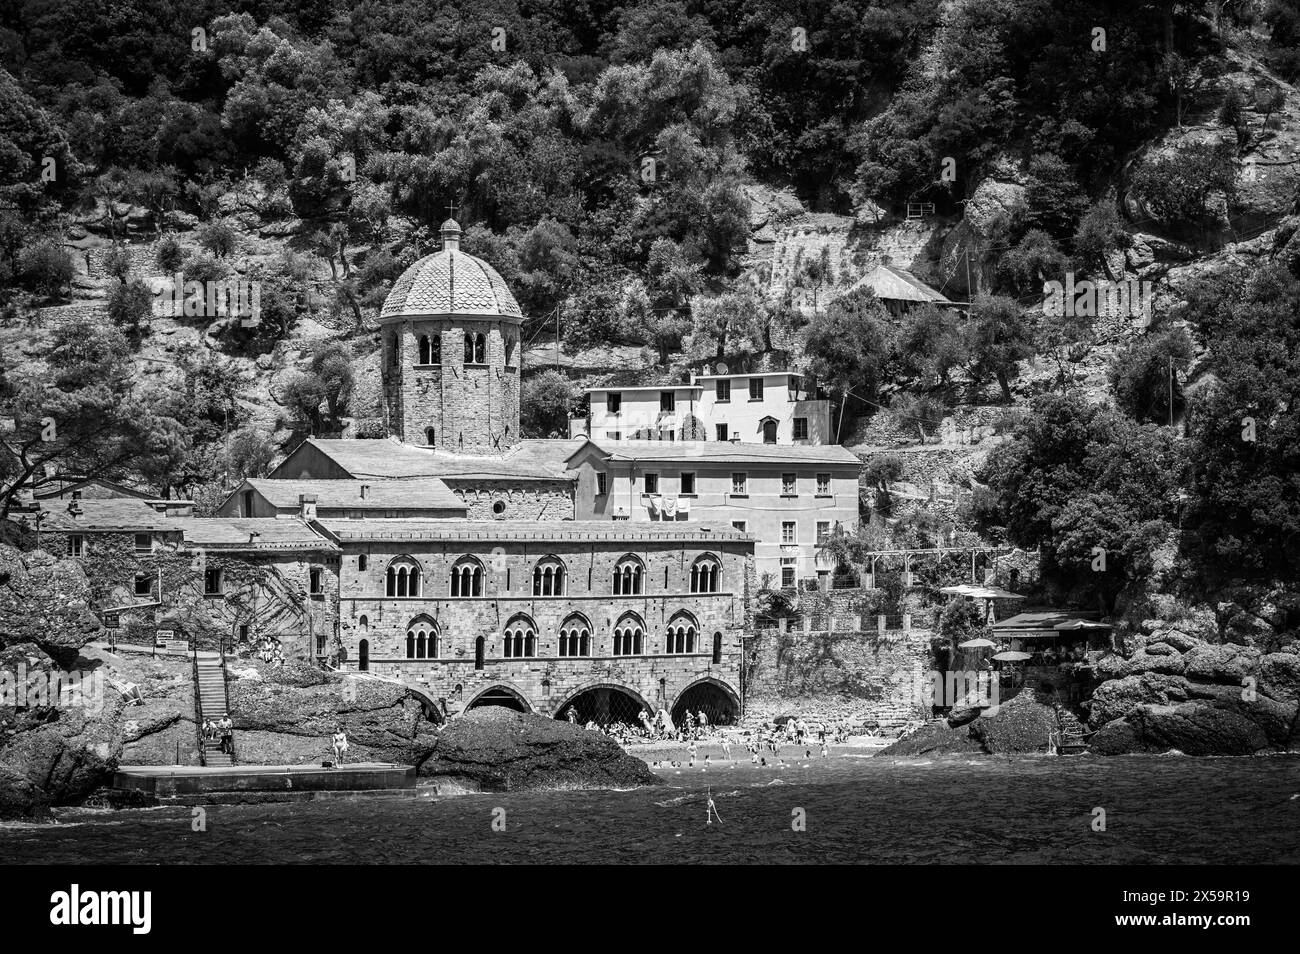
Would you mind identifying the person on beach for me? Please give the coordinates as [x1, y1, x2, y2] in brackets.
[688, 739, 698, 766]
[821, 739, 829, 758]
[720, 735, 732, 761]
[331, 727, 348, 765]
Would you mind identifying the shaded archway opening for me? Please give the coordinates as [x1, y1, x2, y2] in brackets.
[467, 686, 529, 713]
[672, 681, 738, 727]
[556, 685, 648, 728]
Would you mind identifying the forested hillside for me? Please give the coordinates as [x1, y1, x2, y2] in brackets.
[2, 0, 1299, 627]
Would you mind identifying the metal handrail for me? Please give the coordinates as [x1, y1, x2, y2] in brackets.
[219, 639, 236, 765]
[191, 643, 206, 767]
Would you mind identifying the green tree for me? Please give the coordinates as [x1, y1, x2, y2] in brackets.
[965, 294, 1035, 403]
[521, 370, 579, 438]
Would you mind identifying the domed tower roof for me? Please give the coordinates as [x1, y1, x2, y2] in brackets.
[380, 219, 523, 321]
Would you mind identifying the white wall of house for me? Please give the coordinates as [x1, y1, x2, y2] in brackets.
[584, 373, 832, 446]
[569, 452, 859, 584]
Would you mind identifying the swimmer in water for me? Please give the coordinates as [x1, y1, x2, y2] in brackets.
[705, 788, 723, 826]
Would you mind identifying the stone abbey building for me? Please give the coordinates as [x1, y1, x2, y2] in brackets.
[21, 218, 870, 727]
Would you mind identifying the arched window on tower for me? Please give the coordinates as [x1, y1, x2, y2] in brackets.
[690, 555, 722, 593]
[613, 612, 645, 656]
[464, 332, 475, 364]
[418, 335, 431, 364]
[559, 614, 591, 658]
[474, 333, 486, 364]
[612, 555, 644, 595]
[425, 427, 436, 447]
[450, 556, 484, 597]
[504, 333, 515, 367]
[532, 556, 566, 596]
[385, 557, 422, 597]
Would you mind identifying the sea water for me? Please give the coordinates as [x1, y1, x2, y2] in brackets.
[3, 754, 1297, 864]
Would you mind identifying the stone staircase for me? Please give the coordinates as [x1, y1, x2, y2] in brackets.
[195, 652, 234, 766]
[1054, 705, 1090, 754]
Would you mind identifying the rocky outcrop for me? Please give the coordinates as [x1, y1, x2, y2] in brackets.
[1086, 624, 1300, 755]
[879, 690, 1059, 756]
[0, 644, 126, 818]
[420, 706, 657, 792]
[227, 663, 439, 767]
[938, 175, 1026, 298]
[0, 547, 101, 661]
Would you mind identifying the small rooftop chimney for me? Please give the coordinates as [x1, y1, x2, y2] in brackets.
[360, 483, 371, 500]
[66, 496, 82, 516]
[71, 490, 82, 501]
[248, 531, 261, 544]
[299, 493, 317, 521]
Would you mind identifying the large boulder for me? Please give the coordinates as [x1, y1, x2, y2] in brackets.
[880, 690, 1058, 756]
[0, 546, 101, 660]
[0, 644, 125, 817]
[421, 706, 657, 792]
[938, 177, 1026, 298]
[1092, 702, 1271, 756]
[1086, 627, 1300, 754]
[228, 663, 439, 768]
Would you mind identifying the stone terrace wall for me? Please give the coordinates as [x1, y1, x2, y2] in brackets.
[743, 625, 930, 730]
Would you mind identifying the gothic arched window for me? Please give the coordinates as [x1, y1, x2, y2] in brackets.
[532, 556, 566, 597]
[503, 614, 537, 659]
[405, 615, 438, 659]
[385, 557, 422, 597]
[690, 555, 722, 593]
[612, 555, 644, 595]
[667, 612, 697, 654]
[450, 556, 484, 597]
[613, 612, 645, 656]
[559, 614, 592, 658]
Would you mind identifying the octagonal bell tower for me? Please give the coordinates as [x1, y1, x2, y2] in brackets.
[379, 219, 523, 455]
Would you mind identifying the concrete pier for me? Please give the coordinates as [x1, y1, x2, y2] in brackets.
[114, 763, 416, 800]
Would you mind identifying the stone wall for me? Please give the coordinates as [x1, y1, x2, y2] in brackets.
[366, 654, 742, 722]
[743, 624, 931, 729]
[385, 317, 522, 454]
[336, 538, 750, 718]
[445, 479, 574, 521]
[42, 529, 338, 656]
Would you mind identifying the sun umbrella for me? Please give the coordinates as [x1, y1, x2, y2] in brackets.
[993, 650, 1031, 661]
[958, 637, 995, 649]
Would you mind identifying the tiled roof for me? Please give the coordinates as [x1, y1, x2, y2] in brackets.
[246, 478, 464, 512]
[292, 438, 576, 481]
[380, 249, 523, 320]
[581, 439, 861, 465]
[38, 499, 180, 532]
[319, 519, 753, 544]
[845, 264, 955, 305]
[172, 517, 338, 552]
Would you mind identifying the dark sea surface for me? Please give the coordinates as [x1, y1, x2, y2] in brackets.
[3, 754, 1298, 864]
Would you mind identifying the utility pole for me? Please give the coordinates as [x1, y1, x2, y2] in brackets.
[555, 304, 560, 373]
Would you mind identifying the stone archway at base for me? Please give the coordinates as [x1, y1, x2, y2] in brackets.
[555, 683, 650, 727]
[466, 684, 532, 713]
[671, 678, 740, 728]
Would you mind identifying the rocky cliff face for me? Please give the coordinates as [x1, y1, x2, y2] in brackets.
[420, 706, 657, 793]
[1086, 621, 1300, 755]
